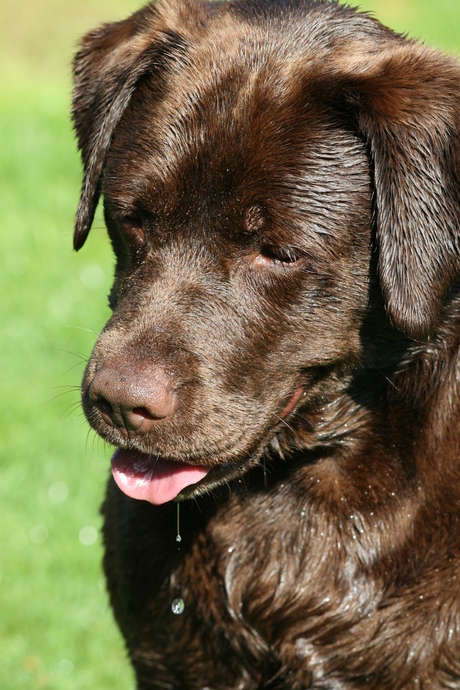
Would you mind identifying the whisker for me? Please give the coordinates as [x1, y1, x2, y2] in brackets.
[44, 387, 81, 405]
[273, 413, 296, 435]
[67, 325, 101, 337]
[55, 348, 88, 362]
[85, 427, 93, 451]
[292, 411, 316, 430]
[375, 365, 400, 391]
[60, 361, 87, 377]
[60, 402, 83, 420]
[51, 384, 81, 391]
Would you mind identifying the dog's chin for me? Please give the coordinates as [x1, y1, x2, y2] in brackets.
[110, 447, 260, 505]
[175, 459, 259, 501]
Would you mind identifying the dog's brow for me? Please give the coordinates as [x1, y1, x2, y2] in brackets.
[104, 192, 142, 221]
[244, 205, 266, 234]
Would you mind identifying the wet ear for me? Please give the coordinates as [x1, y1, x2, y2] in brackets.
[72, 5, 163, 250]
[345, 44, 460, 339]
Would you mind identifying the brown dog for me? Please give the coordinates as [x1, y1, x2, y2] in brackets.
[72, 0, 460, 687]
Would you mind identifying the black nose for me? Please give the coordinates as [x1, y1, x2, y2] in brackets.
[88, 363, 178, 434]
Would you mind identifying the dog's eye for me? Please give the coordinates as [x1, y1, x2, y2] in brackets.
[120, 216, 145, 250]
[255, 246, 302, 267]
[120, 216, 145, 256]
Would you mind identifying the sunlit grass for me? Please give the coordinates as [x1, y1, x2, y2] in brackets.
[358, 0, 460, 54]
[0, 82, 134, 689]
[0, 1, 458, 688]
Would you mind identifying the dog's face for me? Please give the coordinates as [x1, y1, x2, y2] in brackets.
[72, 0, 460, 504]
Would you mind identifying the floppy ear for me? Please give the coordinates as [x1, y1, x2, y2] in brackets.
[344, 44, 460, 339]
[72, 4, 165, 250]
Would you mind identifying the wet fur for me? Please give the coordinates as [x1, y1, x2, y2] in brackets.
[72, 0, 460, 687]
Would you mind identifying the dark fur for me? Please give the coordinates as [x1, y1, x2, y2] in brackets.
[72, 0, 460, 687]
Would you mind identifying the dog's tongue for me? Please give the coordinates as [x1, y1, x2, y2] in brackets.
[111, 449, 209, 505]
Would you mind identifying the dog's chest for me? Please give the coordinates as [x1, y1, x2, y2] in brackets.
[104, 482, 460, 689]
[107, 488, 367, 687]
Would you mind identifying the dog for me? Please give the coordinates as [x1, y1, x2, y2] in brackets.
[71, 0, 460, 687]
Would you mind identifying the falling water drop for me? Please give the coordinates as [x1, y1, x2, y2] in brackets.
[176, 503, 182, 543]
[171, 598, 185, 615]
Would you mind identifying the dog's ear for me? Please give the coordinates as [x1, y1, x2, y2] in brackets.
[72, 5, 165, 250]
[342, 44, 460, 339]
[72, 0, 203, 251]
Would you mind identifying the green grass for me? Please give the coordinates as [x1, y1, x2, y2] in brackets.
[0, 1, 458, 688]
[0, 82, 134, 689]
[358, 0, 460, 53]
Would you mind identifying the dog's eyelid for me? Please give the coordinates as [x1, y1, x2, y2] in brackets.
[120, 214, 143, 227]
[260, 246, 303, 264]
[116, 215, 147, 255]
[119, 208, 162, 230]
[251, 246, 304, 270]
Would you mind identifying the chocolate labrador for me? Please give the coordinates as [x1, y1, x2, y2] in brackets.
[72, 0, 460, 687]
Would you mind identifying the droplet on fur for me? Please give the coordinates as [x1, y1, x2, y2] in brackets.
[171, 598, 185, 615]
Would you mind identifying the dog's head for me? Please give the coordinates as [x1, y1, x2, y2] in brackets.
[72, 0, 460, 504]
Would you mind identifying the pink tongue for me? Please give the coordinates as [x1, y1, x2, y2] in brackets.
[111, 449, 209, 505]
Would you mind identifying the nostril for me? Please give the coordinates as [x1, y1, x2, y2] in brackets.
[132, 407, 156, 421]
[96, 397, 113, 418]
[93, 396, 116, 425]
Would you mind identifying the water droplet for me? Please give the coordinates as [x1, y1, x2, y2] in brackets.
[176, 503, 181, 544]
[171, 598, 185, 615]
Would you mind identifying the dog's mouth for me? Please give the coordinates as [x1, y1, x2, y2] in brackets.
[111, 449, 211, 504]
[110, 386, 305, 505]
[111, 449, 251, 505]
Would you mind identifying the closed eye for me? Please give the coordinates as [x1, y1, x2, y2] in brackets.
[254, 246, 303, 267]
[120, 216, 145, 250]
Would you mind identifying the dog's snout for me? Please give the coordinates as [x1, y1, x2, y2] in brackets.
[88, 364, 177, 433]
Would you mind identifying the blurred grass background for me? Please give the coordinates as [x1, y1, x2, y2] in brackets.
[0, 1, 458, 688]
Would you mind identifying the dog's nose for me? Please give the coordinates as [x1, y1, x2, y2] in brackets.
[88, 364, 177, 433]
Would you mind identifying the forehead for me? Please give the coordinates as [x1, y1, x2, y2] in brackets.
[107, 53, 315, 204]
[103, 10, 371, 236]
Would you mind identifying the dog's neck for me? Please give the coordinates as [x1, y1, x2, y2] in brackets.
[275, 300, 460, 519]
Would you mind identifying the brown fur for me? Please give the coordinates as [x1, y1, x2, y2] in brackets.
[72, 0, 460, 687]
